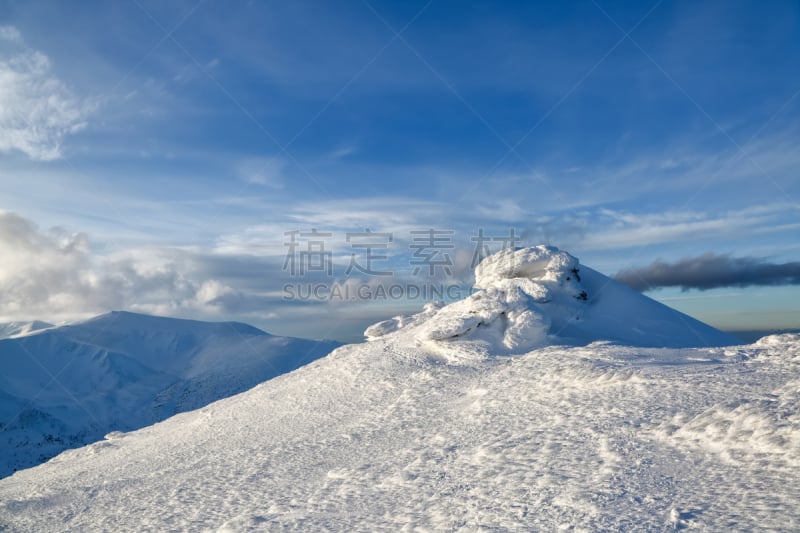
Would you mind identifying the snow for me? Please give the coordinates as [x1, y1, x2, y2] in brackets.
[0, 321, 54, 340]
[1, 335, 798, 530]
[0, 311, 340, 477]
[0, 247, 796, 531]
[367, 245, 737, 362]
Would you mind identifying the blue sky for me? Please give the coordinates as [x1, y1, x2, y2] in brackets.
[1, 0, 798, 341]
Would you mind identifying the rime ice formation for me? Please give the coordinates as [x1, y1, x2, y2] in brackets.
[367, 246, 737, 361]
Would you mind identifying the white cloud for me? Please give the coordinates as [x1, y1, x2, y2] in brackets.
[0, 211, 249, 322]
[579, 204, 798, 251]
[474, 199, 530, 222]
[238, 157, 286, 189]
[212, 197, 454, 257]
[285, 197, 449, 230]
[0, 26, 21, 42]
[0, 26, 94, 160]
[325, 145, 357, 160]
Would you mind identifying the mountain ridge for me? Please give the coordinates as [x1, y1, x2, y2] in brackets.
[0, 320, 54, 340]
[0, 311, 340, 477]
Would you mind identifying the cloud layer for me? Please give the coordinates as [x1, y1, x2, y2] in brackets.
[0, 211, 248, 322]
[0, 26, 93, 160]
[615, 253, 800, 292]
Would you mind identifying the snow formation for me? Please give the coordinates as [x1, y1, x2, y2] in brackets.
[0, 247, 796, 531]
[367, 245, 737, 360]
[0, 311, 339, 477]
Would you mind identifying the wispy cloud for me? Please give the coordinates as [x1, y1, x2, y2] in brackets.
[579, 204, 799, 251]
[615, 253, 800, 292]
[237, 156, 286, 189]
[0, 27, 21, 42]
[0, 26, 95, 160]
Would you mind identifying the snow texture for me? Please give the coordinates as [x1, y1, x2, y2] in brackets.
[0, 311, 339, 477]
[1, 335, 797, 531]
[1, 246, 795, 531]
[368, 245, 737, 362]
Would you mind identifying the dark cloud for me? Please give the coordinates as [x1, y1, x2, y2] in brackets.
[614, 253, 800, 292]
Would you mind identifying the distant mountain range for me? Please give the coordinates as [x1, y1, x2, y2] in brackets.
[0, 320, 54, 340]
[0, 311, 340, 477]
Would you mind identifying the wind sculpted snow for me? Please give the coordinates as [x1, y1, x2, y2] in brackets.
[1, 247, 795, 531]
[1, 334, 797, 530]
[367, 245, 738, 361]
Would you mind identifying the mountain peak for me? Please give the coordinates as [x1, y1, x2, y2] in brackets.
[0, 311, 340, 477]
[77, 310, 269, 338]
[366, 245, 738, 357]
[474, 245, 580, 289]
[0, 320, 54, 340]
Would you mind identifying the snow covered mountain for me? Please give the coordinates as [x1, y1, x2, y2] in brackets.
[366, 245, 738, 355]
[2, 246, 796, 531]
[0, 311, 340, 477]
[0, 320, 54, 340]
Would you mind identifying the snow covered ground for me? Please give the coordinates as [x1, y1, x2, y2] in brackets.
[0, 246, 797, 531]
[0, 312, 339, 477]
[0, 321, 53, 340]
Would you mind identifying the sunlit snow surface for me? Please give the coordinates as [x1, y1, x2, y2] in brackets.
[0, 321, 53, 340]
[1, 335, 798, 531]
[1, 247, 796, 530]
[0, 312, 339, 477]
[367, 246, 738, 354]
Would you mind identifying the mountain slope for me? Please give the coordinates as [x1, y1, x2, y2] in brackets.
[1, 332, 797, 530]
[0, 321, 54, 340]
[0, 311, 340, 477]
[1, 246, 794, 530]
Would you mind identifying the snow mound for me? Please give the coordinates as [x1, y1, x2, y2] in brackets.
[366, 245, 738, 360]
[658, 333, 800, 470]
[364, 302, 444, 341]
[755, 333, 800, 348]
[660, 387, 800, 469]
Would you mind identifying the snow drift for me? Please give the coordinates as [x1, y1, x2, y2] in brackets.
[0, 311, 340, 477]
